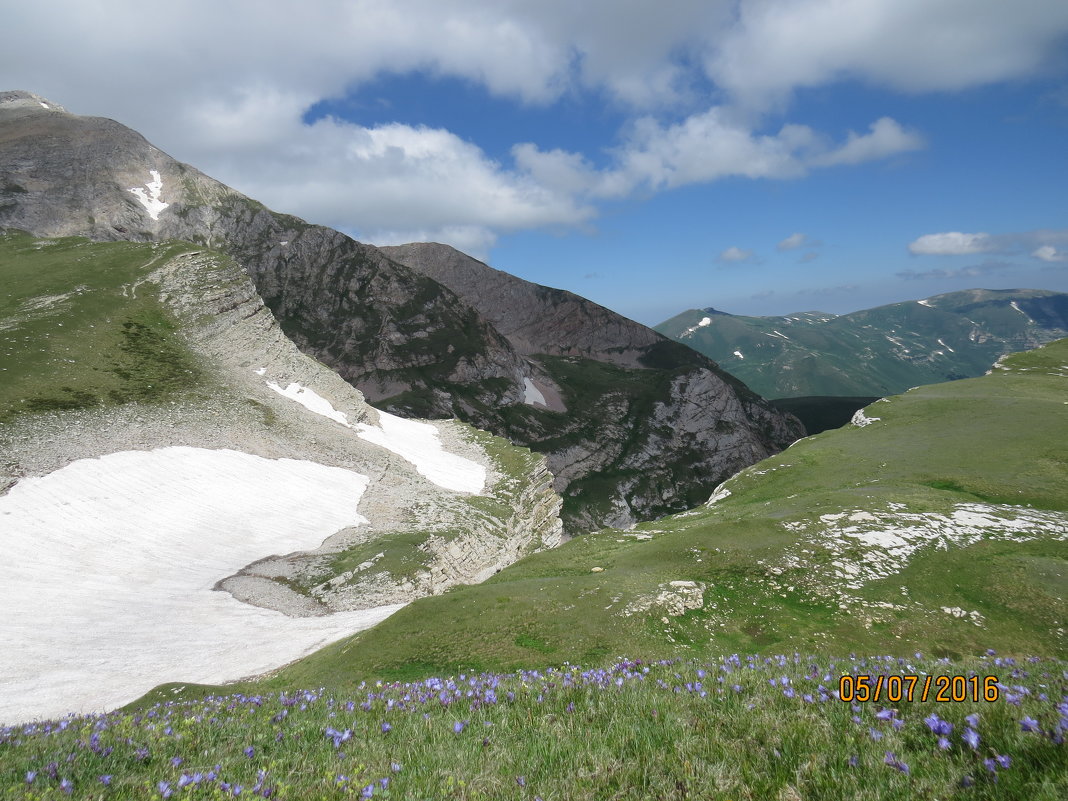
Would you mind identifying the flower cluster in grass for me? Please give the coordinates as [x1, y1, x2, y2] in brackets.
[1, 652, 1065, 800]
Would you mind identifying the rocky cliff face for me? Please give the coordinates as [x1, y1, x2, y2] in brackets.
[381, 242, 805, 529]
[0, 90, 803, 532]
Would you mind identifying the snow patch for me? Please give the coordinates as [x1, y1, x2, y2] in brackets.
[39, 102, 49, 109]
[523, 377, 547, 407]
[0, 447, 405, 723]
[733, 350, 744, 359]
[917, 299, 933, 308]
[253, 367, 267, 376]
[706, 484, 732, 506]
[937, 338, 955, 353]
[128, 170, 169, 220]
[680, 316, 713, 338]
[850, 409, 881, 427]
[266, 381, 485, 493]
[1010, 301, 1033, 322]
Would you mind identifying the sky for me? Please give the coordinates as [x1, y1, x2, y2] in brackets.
[3, 1, 1068, 324]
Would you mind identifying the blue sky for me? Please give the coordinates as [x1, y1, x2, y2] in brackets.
[4, 1, 1068, 324]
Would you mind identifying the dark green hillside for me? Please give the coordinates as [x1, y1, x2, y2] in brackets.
[255, 338, 1068, 685]
[656, 290, 1068, 398]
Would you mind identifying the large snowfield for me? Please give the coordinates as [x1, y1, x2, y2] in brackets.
[0, 447, 405, 724]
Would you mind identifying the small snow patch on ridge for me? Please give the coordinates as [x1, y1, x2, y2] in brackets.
[851, 409, 881, 427]
[128, 170, 169, 220]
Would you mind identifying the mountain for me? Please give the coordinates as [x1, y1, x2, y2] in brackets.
[235, 337, 1068, 681]
[0, 227, 564, 723]
[655, 290, 1068, 399]
[0, 90, 803, 532]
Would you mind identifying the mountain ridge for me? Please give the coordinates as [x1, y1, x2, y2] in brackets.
[656, 288, 1068, 398]
[0, 90, 803, 531]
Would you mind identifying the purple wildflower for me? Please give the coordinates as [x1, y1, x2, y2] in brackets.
[962, 727, 980, 750]
[869, 727, 883, 741]
[965, 712, 980, 728]
[937, 736, 951, 750]
[171, 756, 183, 767]
[883, 752, 909, 775]
[361, 783, 375, 798]
[380, 722, 392, 734]
[244, 746, 255, 758]
[391, 762, 402, 773]
[984, 758, 998, 773]
[996, 754, 1011, 769]
[1020, 716, 1041, 733]
[24, 771, 36, 784]
[453, 720, 466, 734]
[99, 775, 113, 786]
[158, 780, 173, 798]
[924, 713, 953, 736]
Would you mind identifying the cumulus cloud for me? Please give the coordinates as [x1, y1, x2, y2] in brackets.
[908, 232, 995, 256]
[718, 246, 756, 263]
[708, 0, 1068, 109]
[778, 232, 824, 251]
[1032, 245, 1067, 263]
[908, 228, 1068, 261]
[3, 1, 1066, 252]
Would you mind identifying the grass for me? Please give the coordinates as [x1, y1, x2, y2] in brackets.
[4, 653, 1065, 799]
[188, 339, 1068, 685]
[0, 230, 206, 422]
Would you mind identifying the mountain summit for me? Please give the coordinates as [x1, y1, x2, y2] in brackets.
[0, 90, 802, 531]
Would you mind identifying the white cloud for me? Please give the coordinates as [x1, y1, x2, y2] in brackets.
[908, 232, 995, 256]
[708, 0, 1068, 109]
[908, 229, 1068, 260]
[1032, 245, 1066, 263]
[2, 1, 1066, 252]
[719, 246, 756, 263]
[778, 233, 808, 251]
[808, 117, 924, 167]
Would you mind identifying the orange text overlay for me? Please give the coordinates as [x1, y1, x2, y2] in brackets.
[838, 674, 999, 703]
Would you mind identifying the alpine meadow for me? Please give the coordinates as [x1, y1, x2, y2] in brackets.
[2, 2, 1068, 799]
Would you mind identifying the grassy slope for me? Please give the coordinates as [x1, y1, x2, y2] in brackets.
[7, 655, 1066, 800]
[237, 339, 1068, 689]
[0, 230, 205, 422]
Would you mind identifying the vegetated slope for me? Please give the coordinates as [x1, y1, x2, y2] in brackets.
[11, 655, 1065, 801]
[656, 290, 1068, 399]
[0, 90, 802, 532]
[249, 338, 1068, 684]
[381, 242, 804, 529]
[0, 230, 561, 723]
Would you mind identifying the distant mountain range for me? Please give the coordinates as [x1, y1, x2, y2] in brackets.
[656, 289, 1068, 399]
[0, 90, 802, 533]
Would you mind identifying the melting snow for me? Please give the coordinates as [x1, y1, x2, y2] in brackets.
[1010, 301, 1034, 322]
[523, 377, 547, 407]
[851, 409, 881, 427]
[0, 447, 405, 723]
[128, 170, 169, 220]
[733, 350, 744, 359]
[937, 338, 955, 353]
[266, 381, 485, 493]
[917, 299, 933, 308]
[680, 316, 713, 338]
